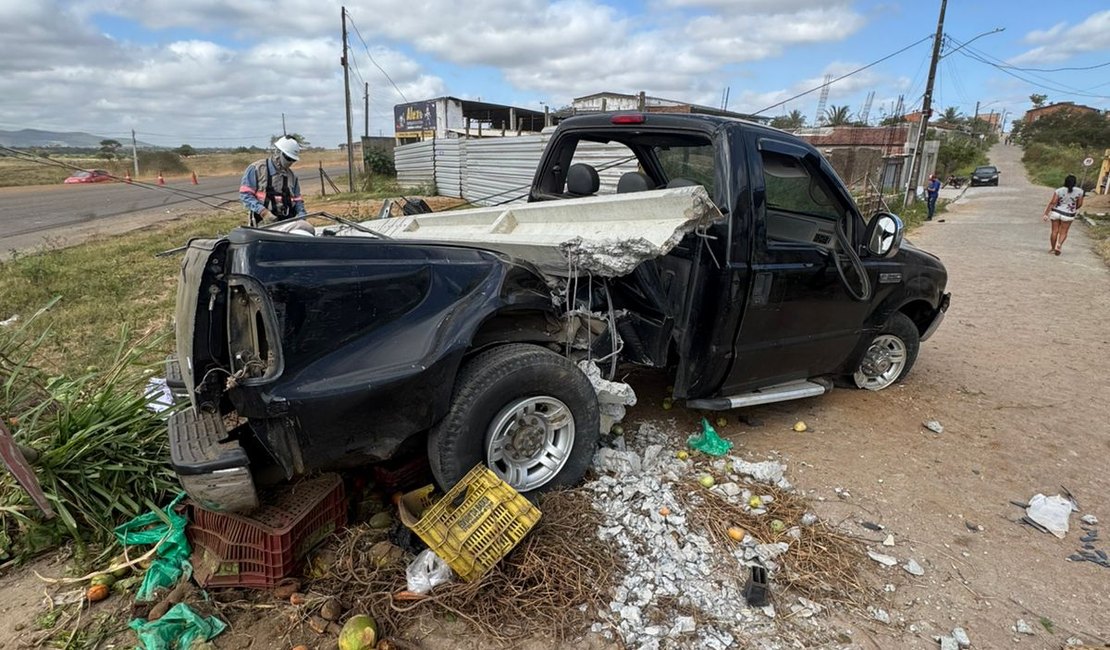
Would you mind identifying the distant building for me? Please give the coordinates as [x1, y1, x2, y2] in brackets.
[795, 124, 938, 193]
[570, 91, 767, 123]
[393, 97, 547, 145]
[1023, 102, 1102, 123]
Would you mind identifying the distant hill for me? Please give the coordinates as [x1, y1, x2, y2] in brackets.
[0, 128, 156, 149]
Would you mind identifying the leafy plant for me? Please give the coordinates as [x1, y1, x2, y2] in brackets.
[363, 147, 396, 176]
[0, 311, 177, 561]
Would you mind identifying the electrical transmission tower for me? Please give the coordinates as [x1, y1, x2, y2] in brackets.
[814, 74, 832, 125]
[860, 91, 875, 125]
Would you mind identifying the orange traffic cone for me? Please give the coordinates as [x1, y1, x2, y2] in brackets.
[157, 172, 165, 185]
[191, 171, 198, 185]
[124, 171, 132, 184]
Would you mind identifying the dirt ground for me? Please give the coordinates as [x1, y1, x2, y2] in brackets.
[2, 142, 1108, 649]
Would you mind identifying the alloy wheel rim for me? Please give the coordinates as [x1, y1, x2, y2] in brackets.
[853, 334, 907, 391]
[486, 396, 575, 491]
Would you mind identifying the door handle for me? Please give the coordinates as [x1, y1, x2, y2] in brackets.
[752, 272, 772, 306]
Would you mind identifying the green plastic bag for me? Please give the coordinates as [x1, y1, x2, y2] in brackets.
[688, 417, 733, 457]
[114, 493, 191, 602]
[128, 602, 226, 650]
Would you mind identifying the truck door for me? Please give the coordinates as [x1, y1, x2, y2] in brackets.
[718, 137, 871, 394]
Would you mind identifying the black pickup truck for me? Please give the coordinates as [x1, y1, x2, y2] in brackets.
[170, 113, 949, 511]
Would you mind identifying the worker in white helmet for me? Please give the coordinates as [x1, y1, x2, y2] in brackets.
[239, 136, 308, 226]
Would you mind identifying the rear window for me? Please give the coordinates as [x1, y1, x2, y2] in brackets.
[655, 143, 716, 195]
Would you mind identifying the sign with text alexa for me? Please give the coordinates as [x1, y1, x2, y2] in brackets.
[394, 101, 437, 139]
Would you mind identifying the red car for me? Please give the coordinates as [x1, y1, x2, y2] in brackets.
[63, 169, 114, 184]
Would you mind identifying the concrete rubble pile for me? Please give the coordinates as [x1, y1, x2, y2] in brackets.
[586, 422, 828, 649]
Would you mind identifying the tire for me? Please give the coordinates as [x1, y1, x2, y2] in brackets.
[852, 312, 920, 391]
[428, 343, 600, 496]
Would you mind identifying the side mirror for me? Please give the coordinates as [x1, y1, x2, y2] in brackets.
[864, 212, 904, 258]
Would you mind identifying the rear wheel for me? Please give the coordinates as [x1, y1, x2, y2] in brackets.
[428, 344, 600, 495]
[852, 313, 920, 391]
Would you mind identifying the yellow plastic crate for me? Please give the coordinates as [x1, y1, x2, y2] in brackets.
[398, 465, 542, 581]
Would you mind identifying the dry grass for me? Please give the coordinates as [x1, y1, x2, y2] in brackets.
[675, 479, 878, 608]
[319, 489, 621, 644]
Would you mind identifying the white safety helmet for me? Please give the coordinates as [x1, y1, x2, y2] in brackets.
[274, 136, 301, 161]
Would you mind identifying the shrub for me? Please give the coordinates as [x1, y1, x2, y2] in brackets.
[137, 150, 188, 175]
[363, 147, 396, 176]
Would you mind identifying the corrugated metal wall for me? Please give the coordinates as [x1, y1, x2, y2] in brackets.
[395, 140, 435, 189]
[434, 139, 463, 198]
[393, 137, 644, 205]
[462, 136, 546, 205]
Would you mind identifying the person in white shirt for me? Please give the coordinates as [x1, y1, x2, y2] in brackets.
[1042, 174, 1084, 256]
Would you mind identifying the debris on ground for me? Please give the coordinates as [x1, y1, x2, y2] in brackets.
[1024, 493, 1076, 538]
[687, 417, 733, 456]
[903, 559, 925, 576]
[578, 360, 637, 433]
[923, 420, 944, 434]
[868, 550, 898, 567]
[1081, 514, 1098, 525]
[883, 534, 895, 546]
[952, 626, 971, 648]
[1013, 618, 1035, 635]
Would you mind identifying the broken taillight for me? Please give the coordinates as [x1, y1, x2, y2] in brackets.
[611, 113, 646, 125]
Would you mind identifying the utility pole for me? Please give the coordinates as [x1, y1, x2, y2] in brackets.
[341, 6, 355, 192]
[131, 129, 139, 177]
[904, 0, 947, 208]
[282, 113, 287, 136]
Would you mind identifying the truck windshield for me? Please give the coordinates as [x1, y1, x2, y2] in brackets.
[655, 144, 716, 195]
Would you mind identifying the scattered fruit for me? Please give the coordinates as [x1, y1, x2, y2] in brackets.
[90, 573, 116, 588]
[289, 592, 307, 606]
[369, 541, 404, 568]
[748, 495, 763, 509]
[338, 614, 379, 650]
[716, 417, 728, 428]
[273, 578, 301, 600]
[659, 506, 671, 517]
[698, 474, 716, 489]
[86, 584, 110, 602]
[368, 511, 393, 529]
[110, 555, 131, 579]
[675, 450, 689, 460]
[727, 526, 746, 542]
[662, 398, 674, 410]
[793, 421, 807, 432]
[293, 646, 309, 650]
[320, 597, 344, 621]
[770, 519, 786, 533]
[611, 424, 624, 436]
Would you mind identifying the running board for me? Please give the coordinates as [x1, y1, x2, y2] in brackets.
[686, 379, 831, 411]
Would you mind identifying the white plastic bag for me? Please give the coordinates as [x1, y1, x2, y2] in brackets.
[405, 548, 454, 594]
[1026, 493, 1074, 538]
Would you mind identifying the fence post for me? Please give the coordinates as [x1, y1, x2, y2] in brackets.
[319, 161, 325, 197]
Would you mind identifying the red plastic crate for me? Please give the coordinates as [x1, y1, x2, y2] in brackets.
[373, 453, 432, 492]
[188, 473, 347, 588]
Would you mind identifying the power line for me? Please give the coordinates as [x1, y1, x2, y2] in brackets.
[948, 36, 1110, 100]
[344, 11, 409, 104]
[753, 34, 934, 116]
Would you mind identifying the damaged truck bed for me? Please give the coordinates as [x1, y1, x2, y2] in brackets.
[170, 112, 949, 511]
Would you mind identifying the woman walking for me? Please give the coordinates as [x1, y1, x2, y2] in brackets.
[1042, 174, 1084, 255]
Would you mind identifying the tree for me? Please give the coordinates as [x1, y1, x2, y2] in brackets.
[940, 107, 963, 125]
[770, 109, 806, 131]
[99, 139, 122, 160]
[174, 144, 197, 157]
[273, 133, 310, 147]
[823, 105, 853, 126]
[1029, 93, 1048, 108]
[1022, 109, 1110, 149]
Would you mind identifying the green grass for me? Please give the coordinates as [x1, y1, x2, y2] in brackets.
[1022, 143, 1091, 189]
[0, 211, 241, 375]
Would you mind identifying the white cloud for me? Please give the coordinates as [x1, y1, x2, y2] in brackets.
[1010, 10, 1110, 65]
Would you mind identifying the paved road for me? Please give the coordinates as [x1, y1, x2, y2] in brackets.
[0, 173, 242, 246]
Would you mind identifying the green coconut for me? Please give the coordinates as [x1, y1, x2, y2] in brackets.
[338, 614, 379, 650]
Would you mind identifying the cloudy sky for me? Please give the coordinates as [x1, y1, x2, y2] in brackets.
[1, 0, 1108, 148]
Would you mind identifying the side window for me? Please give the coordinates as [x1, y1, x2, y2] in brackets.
[760, 148, 845, 246]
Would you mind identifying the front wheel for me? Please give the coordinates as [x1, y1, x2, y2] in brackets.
[852, 313, 920, 391]
[428, 344, 600, 496]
